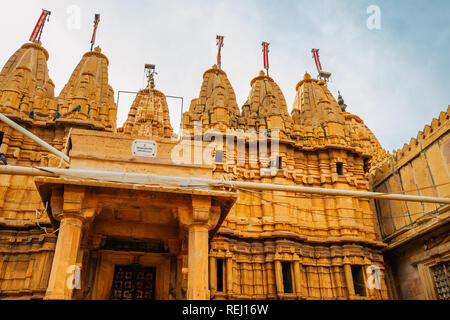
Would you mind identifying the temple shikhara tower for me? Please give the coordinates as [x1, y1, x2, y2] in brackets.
[0, 16, 448, 301]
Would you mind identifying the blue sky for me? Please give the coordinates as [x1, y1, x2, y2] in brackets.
[1, 0, 449, 152]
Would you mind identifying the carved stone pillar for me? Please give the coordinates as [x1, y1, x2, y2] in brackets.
[44, 216, 84, 300]
[178, 196, 220, 300]
[274, 255, 283, 297]
[44, 185, 98, 300]
[343, 258, 355, 298]
[363, 257, 373, 298]
[187, 224, 210, 299]
[226, 254, 233, 297]
[209, 256, 217, 296]
[293, 254, 303, 299]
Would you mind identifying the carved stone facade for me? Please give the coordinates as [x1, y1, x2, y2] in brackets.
[182, 64, 240, 132]
[182, 69, 390, 299]
[0, 43, 117, 299]
[0, 40, 446, 300]
[118, 88, 173, 138]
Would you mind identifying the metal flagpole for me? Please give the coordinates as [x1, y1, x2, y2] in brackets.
[91, 14, 101, 51]
[262, 42, 270, 76]
[37, 10, 51, 43]
[216, 35, 224, 69]
[29, 9, 51, 43]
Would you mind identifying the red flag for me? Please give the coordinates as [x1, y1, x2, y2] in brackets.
[216, 35, 224, 69]
[262, 42, 269, 71]
[312, 48, 322, 72]
[91, 14, 101, 50]
[29, 10, 51, 43]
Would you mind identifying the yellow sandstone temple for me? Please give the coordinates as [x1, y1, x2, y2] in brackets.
[0, 40, 448, 300]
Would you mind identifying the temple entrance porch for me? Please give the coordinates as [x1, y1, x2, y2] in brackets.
[34, 176, 236, 300]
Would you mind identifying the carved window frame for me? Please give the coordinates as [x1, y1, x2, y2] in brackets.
[412, 242, 450, 300]
[90, 250, 171, 300]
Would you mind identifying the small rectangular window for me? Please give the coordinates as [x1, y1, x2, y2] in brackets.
[215, 150, 223, 163]
[271, 156, 282, 169]
[282, 261, 293, 293]
[216, 258, 224, 292]
[363, 158, 370, 173]
[277, 156, 282, 169]
[336, 162, 343, 175]
[351, 265, 366, 296]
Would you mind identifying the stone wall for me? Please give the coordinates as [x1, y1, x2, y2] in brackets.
[371, 106, 450, 300]
[371, 106, 449, 239]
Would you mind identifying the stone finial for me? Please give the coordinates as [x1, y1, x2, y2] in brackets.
[337, 90, 347, 112]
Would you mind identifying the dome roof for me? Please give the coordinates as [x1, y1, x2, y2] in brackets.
[58, 46, 110, 101]
[291, 72, 387, 161]
[291, 72, 346, 146]
[0, 43, 54, 99]
[56, 47, 116, 131]
[239, 70, 292, 136]
[183, 64, 239, 132]
[0, 43, 56, 121]
[291, 72, 345, 127]
[118, 88, 173, 138]
[0, 43, 55, 117]
[344, 112, 388, 167]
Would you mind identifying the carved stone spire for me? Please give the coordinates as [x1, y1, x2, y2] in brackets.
[0, 43, 55, 117]
[291, 72, 346, 143]
[238, 70, 292, 137]
[291, 72, 386, 163]
[182, 64, 239, 133]
[56, 46, 117, 131]
[118, 88, 173, 139]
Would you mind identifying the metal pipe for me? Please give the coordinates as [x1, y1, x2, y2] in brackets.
[0, 165, 449, 204]
[0, 113, 70, 163]
[0, 165, 55, 177]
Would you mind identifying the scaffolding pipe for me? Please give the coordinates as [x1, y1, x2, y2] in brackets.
[0, 113, 70, 163]
[0, 165, 449, 205]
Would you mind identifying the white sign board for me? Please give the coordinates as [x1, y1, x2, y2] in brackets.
[132, 139, 157, 158]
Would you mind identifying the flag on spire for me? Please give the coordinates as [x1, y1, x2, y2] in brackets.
[29, 9, 51, 43]
[311, 48, 322, 72]
[90, 14, 101, 51]
[311, 48, 331, 82]
[216, 35, 224, 69]
[262, 41, 270, 76]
